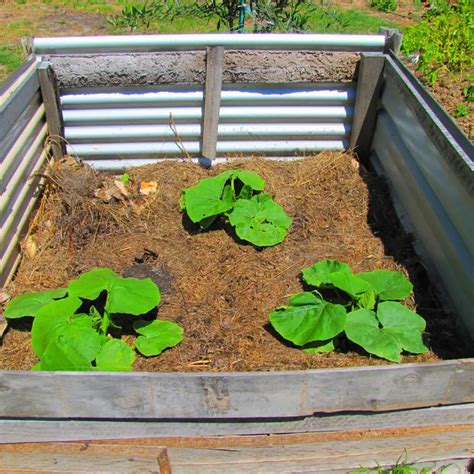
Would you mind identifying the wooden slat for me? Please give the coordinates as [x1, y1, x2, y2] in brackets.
[2, 404, 473, 443]
[349, 52, 385, 160]
[0, 360, 473, 419]
[38, 62, 64, 160]
[166, 428, 474, 473]
[201, 46, 224, 162]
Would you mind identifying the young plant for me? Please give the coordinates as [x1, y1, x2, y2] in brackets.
[4, 268, 183, 371]
[269, 259, 428, 362]
[180, 169, 292, 247]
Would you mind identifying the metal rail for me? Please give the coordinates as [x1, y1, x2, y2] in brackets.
[33, 33, 386, 54]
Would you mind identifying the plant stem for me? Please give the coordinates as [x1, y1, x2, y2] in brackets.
[101, 309, 110, 335]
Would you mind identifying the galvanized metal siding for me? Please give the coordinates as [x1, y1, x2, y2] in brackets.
[0, 57, 48, 286]
[371, 57, 474, 340]
[62, 83, 354, 169]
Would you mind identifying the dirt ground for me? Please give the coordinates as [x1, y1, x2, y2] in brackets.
[0, 152, 462, 372]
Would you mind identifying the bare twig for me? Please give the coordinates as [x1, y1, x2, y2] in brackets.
[169, 112, 192, 161]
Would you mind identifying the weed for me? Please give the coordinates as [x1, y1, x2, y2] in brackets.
[454, 103, 470, 118]
[370, 0, 397, 13]
[402, 0, 473, 84]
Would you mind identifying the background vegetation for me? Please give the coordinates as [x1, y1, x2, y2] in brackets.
[0, 0, 472, 132]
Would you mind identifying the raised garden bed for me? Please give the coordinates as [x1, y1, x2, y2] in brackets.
[2, 151, 461, 373]
[0, 34, 472, 443]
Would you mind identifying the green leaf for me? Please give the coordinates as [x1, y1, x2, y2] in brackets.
[301, 259, 352, 287]
[377, 302, 428, 354]
[134, 319, 183, 357]
[228, 193, 292, 247]
[181, 171, 235, 225]
[4, 288, 67, 319]
[31, 297, 83, 358]
[357, 270, 413, 301]
[68, 268, 118, 301]
[68, 268, 160, 315]
[302, 339, 335, 354]
[345, 309, 401, 362]
[356, 290, 376, 310]
[40, 326, 103, 371]
[345, 304, 428, 362]
[232, 169, 265, 191]
[328, 272, 372, 298]
[269, 292, 346, 347]
[95, 339, 135, 371]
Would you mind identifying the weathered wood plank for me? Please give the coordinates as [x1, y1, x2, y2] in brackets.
[201, 46, 224, 162]
[2, 404, 473, 443]
[166, 428, 474, 473]
[0, 360, 473, 419]
[0, 452, 161, 473]
[349, 52, 385, 160]
[37, 62, 64, 160]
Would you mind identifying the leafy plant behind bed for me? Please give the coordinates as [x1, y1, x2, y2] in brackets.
[4, 268, 183, 371]
[180, 169, 292, 247]
[269, 259, 429, 362]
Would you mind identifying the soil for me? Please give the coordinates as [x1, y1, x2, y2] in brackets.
[0, 152, 462, 372]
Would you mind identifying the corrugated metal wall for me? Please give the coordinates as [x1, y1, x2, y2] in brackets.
[0, 57, 49, 286]
[62, 83, 354, 169]
[371, 55, 474, 341]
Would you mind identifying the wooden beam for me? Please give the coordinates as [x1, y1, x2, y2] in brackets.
[37, 62, 64, 160]
[201, 46, 224, 163]
[0, 359, 473, 420]
[349, 52, 385, 160]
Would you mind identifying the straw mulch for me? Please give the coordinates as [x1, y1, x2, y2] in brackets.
[1, 152, 459, 372]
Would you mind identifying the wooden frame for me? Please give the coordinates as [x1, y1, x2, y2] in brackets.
[0, 46, 473, 444]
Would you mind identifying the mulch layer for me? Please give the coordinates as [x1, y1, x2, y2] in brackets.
[0, 152, 462, 372]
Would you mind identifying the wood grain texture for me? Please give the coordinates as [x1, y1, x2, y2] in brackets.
[201, 46, 224, 161]
[349, 52, 385, 160]
[0, 360, 473, 419]
[2, 404, 473, 443]
[165, 428, 474, 473]
[0, 427, 472, 472]
[37, 62, 64, 160]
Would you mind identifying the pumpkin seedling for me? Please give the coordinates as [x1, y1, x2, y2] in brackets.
[269, 259, 428, 362]
[180, 169, 292, 247]
[5, 268, 183, 371]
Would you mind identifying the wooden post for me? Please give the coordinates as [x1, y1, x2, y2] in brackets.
[37, 62, 64, 161]
[379, 27, 403, 55]
[349, 53, 385, 161]
[201, 46, 224, 164]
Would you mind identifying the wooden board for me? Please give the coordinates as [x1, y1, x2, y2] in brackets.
[1, 360, 473, 419]
[1, 426, 473, 473]
[2, 404, 474, 443]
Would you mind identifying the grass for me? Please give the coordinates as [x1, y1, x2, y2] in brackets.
[306, 6, 400, 34]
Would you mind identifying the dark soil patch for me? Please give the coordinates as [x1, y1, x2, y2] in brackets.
[0, 152, 461, 372]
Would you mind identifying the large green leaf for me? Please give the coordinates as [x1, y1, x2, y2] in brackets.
[302, 339, 335, 354]
[181, 171, 235, 225]
[39, 326, 103, 371]
[357, 270, 413, 301]
[345, 304, 428, 362]
[269, 292, 346, 347]
[301, 259, 352, 287]
[228, 193, 292, 247]
[345, 309, 401, 362]
[31, 297, 83, 358]
[95, 339, 135, 371]
[68, 268, 160, 315]
[134, 319, 183, 357]
[377, 302, 428, 354]
[328, 272, 372, 298]
[232, 170, 265, 191]
[4, 288, 67, 319]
